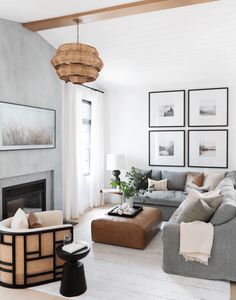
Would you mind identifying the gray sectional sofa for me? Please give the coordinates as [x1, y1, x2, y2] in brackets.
[133, 170, 189, 220]
[133, 169, 236, 281]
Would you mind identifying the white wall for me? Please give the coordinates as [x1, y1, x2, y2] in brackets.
[103, 2, 236, 186]
[104, 84, 236, 184]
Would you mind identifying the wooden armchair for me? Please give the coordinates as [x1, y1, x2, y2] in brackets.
[0, 210, 73, 288]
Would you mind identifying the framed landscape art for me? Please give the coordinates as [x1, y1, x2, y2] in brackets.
[0, 101, 56, 151]
[188, 130, 228, 168]
[149, 130, 185, 167]
[149, 90, 185, 127]
[188, 87, 228, 127]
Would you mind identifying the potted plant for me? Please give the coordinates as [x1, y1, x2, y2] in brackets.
[110, 167, 152, 207]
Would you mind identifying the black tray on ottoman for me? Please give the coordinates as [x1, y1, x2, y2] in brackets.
[108, 205, 143, 218]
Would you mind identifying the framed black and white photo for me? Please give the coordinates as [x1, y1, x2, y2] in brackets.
[149, 90, 185, 127]
[0, 101, 56, 151]
[188, 130, 228, 168]
[149, 130, 185, 167]
[188, 87, 228, 127]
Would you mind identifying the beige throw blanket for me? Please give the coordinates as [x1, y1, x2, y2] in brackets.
[179, 221, 214, 265]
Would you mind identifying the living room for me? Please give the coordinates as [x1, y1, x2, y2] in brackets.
[0, 0, 236, 299]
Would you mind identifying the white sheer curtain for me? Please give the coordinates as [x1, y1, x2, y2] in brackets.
[62, 83, 104, 220]
[89, 89, 104, 208]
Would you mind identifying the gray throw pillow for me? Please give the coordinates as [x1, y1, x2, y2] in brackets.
[151, 170, 162, 181]
[162, 170, 187, 191]
[176, 195, 223, 223]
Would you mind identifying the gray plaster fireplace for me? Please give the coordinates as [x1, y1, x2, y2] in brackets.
[2, 180, 46, 219]
[0, 171, 54, 220]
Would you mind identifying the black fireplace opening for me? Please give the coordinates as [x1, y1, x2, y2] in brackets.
[2, 180, 46, 219]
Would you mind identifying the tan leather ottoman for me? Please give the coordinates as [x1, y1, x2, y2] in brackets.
[91, 207, 162, 249]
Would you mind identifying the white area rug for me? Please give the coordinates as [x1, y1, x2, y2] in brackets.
[32, 209, 230, 300]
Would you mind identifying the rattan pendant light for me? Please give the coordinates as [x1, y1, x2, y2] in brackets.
[51, 19, 103, 85]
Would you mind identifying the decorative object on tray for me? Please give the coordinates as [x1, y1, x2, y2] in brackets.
[188, 87, 228, 127]
[0, 101, 56, 151]
[107, 153, 125, 185]
[149, 90, 185, 127]
[149, 130, 185, 167]
[108, 204, 143, 218]
[188, 130, 228, 168]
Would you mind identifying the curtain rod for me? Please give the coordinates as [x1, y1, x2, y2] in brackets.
[81, 84, 104, 94]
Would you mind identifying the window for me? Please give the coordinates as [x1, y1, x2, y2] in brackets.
[82, 100, 92, 175]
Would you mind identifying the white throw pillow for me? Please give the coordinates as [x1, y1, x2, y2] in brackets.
[203, 172, 225, 191]
[11, 208, 29, 229]
[180, 189, 221, 208]
[148, 178, 168, 191]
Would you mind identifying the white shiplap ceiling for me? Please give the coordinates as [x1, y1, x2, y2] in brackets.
[0, 0, 236, 90]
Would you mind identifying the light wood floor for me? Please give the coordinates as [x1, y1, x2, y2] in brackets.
[32, 207, 229, 299]
[0, 209, 232, 300]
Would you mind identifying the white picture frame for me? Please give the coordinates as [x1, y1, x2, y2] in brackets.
[149, 90, 185, 127]
[149, 130, 185, 167]
[188, 88, 228, 127]
[188, 130, 228, 168]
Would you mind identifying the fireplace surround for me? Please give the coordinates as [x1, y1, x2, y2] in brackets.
[2, 180, 46, 219]
[0, 171, 53, 220]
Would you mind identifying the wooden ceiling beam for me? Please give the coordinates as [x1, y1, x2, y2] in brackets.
[23, 0, 218, 32]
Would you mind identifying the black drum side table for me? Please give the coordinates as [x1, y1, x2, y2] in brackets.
[56, 243, 90, 297]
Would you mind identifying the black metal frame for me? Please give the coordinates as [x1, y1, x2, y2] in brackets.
[148, 130, 185, 167]
[188, 129, 228, 168]
[2, 179, 46, 219]
[0, 101, 56, 151]
[0, 225, 73, 288]
[148, 90, 185, 128]
[188, 87, 229, 127]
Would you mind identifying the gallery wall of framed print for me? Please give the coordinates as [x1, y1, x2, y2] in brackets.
[149, 130, 185, 167]
[149, 90, 185, 127]
[0, 101, 56, 151]
[188, 87, 228, 127]
[188, 130, 228, 168]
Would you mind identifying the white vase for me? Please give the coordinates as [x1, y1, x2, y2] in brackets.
[126, 197, 133, 208]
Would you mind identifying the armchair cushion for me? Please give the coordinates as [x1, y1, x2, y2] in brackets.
[11, 208, 29, 229]
[28, 211, 42, 228]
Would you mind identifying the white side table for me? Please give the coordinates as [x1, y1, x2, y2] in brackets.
[100, 188, 124, 207]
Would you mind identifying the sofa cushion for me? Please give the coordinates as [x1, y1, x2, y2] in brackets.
[162, 170, 187, 191]
[192, 173, 204, 187]
[151, 170, 162, 181]
[176, 191, 222, 223]
[210, 178, 236, 225]
[169, 189, 222, 224]
[11, 208, 29, 229]
[203, 172, 225, 191]
[148, 178, 168, 191]
[185, 172, 208, 193]
[138, 191, 186, 207]
[136, 169, 152, 190]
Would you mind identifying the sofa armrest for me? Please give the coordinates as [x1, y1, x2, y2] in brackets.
[162, 223, 180, 242]
[0, 223, 73, 234]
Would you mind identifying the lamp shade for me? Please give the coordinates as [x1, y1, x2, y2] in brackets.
[107, 154, 125, 170]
